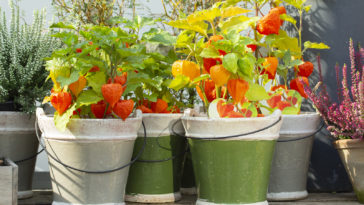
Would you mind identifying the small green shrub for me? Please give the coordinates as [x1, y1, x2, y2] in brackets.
[0, 1, 60, 114]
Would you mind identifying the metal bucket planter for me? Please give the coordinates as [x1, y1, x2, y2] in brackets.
[181, 152, 197, 195]
[0, 112, 39, 199]
[125, 113, 186, 203]
[182, 109, 282, 205]
[268, 113, 321, 201]
[36, 108, 142, 205]
[334, 139, 364, 204]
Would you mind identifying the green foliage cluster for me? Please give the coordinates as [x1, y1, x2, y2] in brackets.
[0, 1, 60, 114]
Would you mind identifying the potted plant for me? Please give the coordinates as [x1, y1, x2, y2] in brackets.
[255, 1, 330, 201]
[114, 16, 188, 203]
[167, 1, 288, 204]
[37, 24, 146, 205]
[304, 39, 364, 203]
[0, 1, 60, 199]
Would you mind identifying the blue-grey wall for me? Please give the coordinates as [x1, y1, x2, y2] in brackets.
[302, 0, 364, 192]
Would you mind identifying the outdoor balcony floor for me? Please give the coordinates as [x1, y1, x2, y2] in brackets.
[19, 190, 362, 205]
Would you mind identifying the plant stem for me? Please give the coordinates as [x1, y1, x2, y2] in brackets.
[215, 85, 221, 99]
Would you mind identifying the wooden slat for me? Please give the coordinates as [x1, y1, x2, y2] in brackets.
[19, 191, 363, 205]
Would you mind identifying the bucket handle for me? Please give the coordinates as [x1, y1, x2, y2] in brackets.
[35, 117, 147, 174]
[277, 122, 325, 143]
[136, 119, 189, 163]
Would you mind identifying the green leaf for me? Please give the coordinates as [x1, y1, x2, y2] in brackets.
[134, 16, 155, 29]
[223, 53, 239, 73]
[168, 75, 190, 91]
[280, 14, 297, 25]
[240, 102, 258, 117]
[50, 22, 75, 30]
[245, 84, 270, 101]
[86, 72, 106, 95]
[54, 104, 76, 131]
[147, 33, 176, 45]
[191, 74, 210, 84]
[144, 92, 158, 102]
[303, 41, 330, 50]
[238, 54, 255, 78]
[282, 106, 300, 115]
[57, 71, 79, 88]
[76, 90, 103, 107]
[200, 47, 221, 58]
[287, 89, 302, 108]
[211, 39, 233, 53]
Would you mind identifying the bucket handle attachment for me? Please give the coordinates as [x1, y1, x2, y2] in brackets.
[35, 116, 147, 174]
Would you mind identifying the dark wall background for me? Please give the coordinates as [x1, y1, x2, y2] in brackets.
[299, 0, 364, 192]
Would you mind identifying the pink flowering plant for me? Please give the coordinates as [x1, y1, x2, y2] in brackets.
[304, 39, 364, 139]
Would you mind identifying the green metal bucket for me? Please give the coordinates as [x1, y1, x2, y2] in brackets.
[182, 109, 282, 205]
[181, 152, 197, 195]
[126, 114, 187, 203]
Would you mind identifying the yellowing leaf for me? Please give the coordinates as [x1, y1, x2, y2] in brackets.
[282, 106, 300, 115]
[42, 96, 51, 104]
[168, 75, 190, 91]
[220, 16, 259, 33]
[167, 19, 208, 37]
[221, 7, 251, 19]
[54, 104, 76, 131]
[304, 41, 330, 50]
[245, 84, 270, 101]
[176, 30, 195, 48]
[187, 7, 221, 23]
[266, 30, 300, 54]
[304, 5, 311, 12]
[280, 14, 297, 25]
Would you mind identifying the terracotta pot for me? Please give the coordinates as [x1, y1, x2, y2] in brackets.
[334, 139, 364, 204]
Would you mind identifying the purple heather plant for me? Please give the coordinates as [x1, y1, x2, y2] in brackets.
[304, 39, 363, 140]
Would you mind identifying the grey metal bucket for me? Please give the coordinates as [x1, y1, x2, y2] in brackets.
[36, 108, 142, 205]
[0, 112, 38, 199]
[268, 113, 321, 201]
